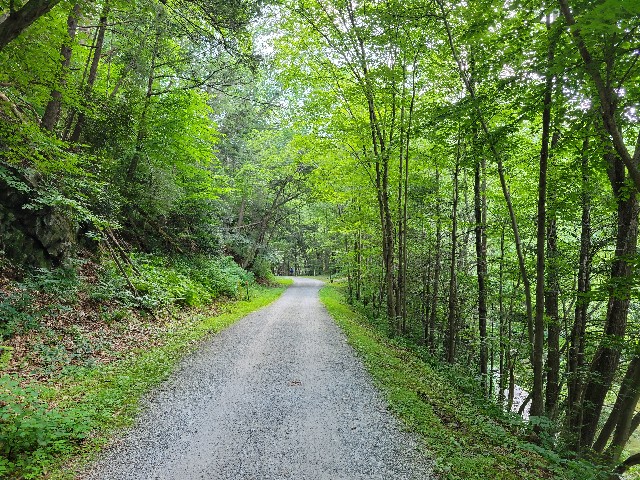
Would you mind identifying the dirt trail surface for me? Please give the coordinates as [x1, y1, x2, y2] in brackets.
[84, 278, 434, 480]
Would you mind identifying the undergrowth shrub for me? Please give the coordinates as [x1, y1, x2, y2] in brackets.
[89, 253, 252, 310]
[0, 376, 93, 479]
[180, 255, 253, 298]
[0, 290, 41, 340]
[250, 254, 275, 283]
[0, 263, 82, 340]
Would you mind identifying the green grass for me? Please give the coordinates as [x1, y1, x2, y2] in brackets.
[319, 284, 607, 480]
[5, 284, 287, 480]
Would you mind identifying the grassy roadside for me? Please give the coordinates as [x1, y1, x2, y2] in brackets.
[319, 284, 606, 480]
[4, 280, 290, 480]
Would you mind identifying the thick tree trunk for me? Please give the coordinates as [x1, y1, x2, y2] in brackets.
[593, 355, 640, 458]
[579, 152, 638, 448]
[0, 0, 62, 51]
[41, 3, 80, 132]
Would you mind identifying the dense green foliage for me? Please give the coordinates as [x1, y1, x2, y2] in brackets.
[0, 281, 286, 479]
[320, 284, 608, 479]
[1, 0, 640, 478]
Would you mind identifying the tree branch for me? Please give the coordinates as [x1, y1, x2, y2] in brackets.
[558, 0, 640, 191]
[0, 0, 63, 51]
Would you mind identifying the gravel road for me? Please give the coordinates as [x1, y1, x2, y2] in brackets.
[84, 277, 434, 480]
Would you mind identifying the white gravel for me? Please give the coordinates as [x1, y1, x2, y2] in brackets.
[83, 277, 435, 480]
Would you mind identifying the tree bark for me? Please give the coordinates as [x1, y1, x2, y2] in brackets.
[446, 141, 460, 363]
[544, 194, 560, 416]
[545, 126, 561, 417]
[429, 164, 442, 351]
[0, 0, 62, 52]
[567, 137, 592, 439]
[593, 355, 640, 459]
[532, 16, 557, 417]
[498, 223, 507, 405]
[41, 3, 80, 132]
[70, 1, 110, 142]
[580, 151, 638, 448]
[474, 147, 488, 392]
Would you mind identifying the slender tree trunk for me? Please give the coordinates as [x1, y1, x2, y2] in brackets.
[446, 142, 460, 363]
[429, 166, 442, 352]
[544, 193, 560, 416]
[69, 1, 110, 142]
[396, 73, 406, 335]
[474, 149, 488, 392]
[545, 129, 562, 417]
[355, 230, 362, 301]
[532, 17, 557, 417]
[41, 3, 80, 131]
[423, 259, 432, 344]
[498, 223, 507, 405]
[567, 137, 592, 439]
[400, 57, 417, 335]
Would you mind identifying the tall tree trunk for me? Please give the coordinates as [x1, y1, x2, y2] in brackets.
[544, 196, 560, 416]
[446, 141, 460, 363]
[41, 3, 80, 131]
[532, 16, 557, 417]
[545, 129, 561, 417]
[498, 223, 507, 405]
[474, 149, 488, 392]
[355, 230, 362, 301]
[567, 137, 592, 438]
[545, 203, 560, 415]
[69, 1, 110, 142]
[396, 70, 406, 335]
[579, 151, 638, 448]
[429, 164, 442, 351]
[400, 57, 417, 334]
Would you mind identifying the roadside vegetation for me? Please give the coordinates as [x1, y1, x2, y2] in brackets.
[0, 254, 288, 479]
[321, 283, 610, 480]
